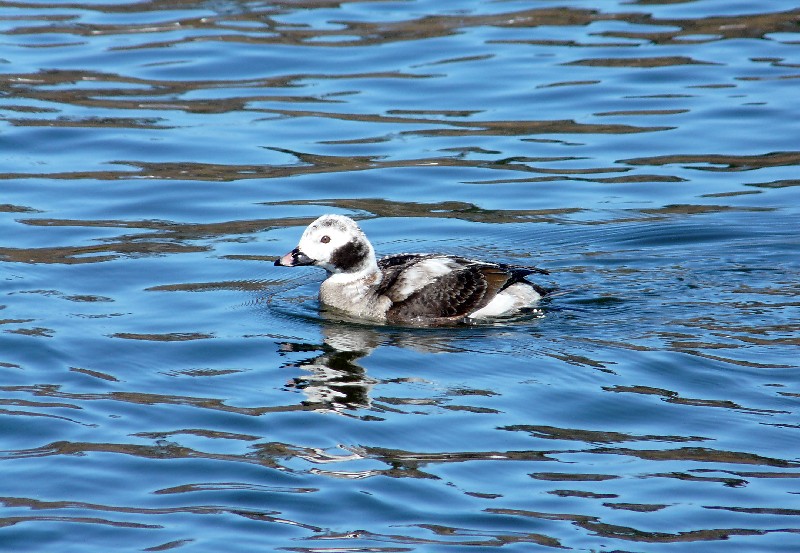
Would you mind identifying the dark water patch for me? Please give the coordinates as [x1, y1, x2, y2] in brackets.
[622, 151, 800, 171]
[110, 332, 214, 341]
[567, 55, 720, 68]
[407, 118, 673, 137]
[0, 204, 40, 213]
[747, 178, 800, 188]
[531, 472, 621, 482]
[0, 242, 208, 264]
[0, 385, 307, 419]
[604, 384, 789, 415]
[590, 446, 798, 468]
[11, 289, 113, 302]
[143, 539, 194, 552]
[605, 501, 669, 512]
[4, 115, 169, 129]
[146, 280, 276, 293]
[487, 506, 796, 545]
[3, 326, 54, 337]
[268, 198, 583, 224]
[69, 367, 119, 382]
[503, 424, 708, 445]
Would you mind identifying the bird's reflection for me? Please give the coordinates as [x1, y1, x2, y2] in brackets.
[278, 314, 470, 412]
[280, 343, 374, 411]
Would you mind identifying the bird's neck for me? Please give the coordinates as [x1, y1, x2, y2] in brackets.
[320, 259, 387, 320]
[328, 257, 381, 288]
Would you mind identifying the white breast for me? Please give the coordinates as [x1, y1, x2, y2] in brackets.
[320, 272, 390, 321]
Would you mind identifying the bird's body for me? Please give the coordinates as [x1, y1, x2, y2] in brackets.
[275, 215, 550, 325]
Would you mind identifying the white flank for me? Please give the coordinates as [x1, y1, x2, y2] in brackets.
[469, 283, 541, 319]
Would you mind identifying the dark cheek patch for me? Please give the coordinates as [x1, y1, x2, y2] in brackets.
[330, 238, 368, 272]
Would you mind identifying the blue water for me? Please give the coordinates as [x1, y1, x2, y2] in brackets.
[1, 1, 799, 551]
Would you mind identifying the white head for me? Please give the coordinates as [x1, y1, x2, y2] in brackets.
[275, 214, 377, 274]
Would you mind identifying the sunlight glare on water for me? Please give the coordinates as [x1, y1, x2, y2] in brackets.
[1, 0, 799, 552]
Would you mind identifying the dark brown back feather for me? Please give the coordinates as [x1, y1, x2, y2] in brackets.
[376, 254, 424, 302]
[385, 263, 511, 324]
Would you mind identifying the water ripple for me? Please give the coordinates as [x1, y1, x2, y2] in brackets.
[2, 0, 799, 551]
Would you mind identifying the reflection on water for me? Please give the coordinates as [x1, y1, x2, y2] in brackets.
[2, 0, 800, 551]
[278, 315, 513, 412]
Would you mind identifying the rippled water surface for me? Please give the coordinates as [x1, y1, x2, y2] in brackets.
[2, 0, 800, 551]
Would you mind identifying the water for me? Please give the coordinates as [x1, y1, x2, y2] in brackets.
[1, 1, 799, 551]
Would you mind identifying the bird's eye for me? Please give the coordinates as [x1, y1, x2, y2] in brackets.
[320, 235, 330, 244]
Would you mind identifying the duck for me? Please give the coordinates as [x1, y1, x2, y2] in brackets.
[274, 214, 550, 325]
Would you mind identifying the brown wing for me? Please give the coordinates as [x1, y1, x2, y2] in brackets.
[386, 264, 511, 324]
[376, 254, 431, 302]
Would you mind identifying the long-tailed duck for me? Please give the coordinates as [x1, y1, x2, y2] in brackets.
[274, 214, 550, 325]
